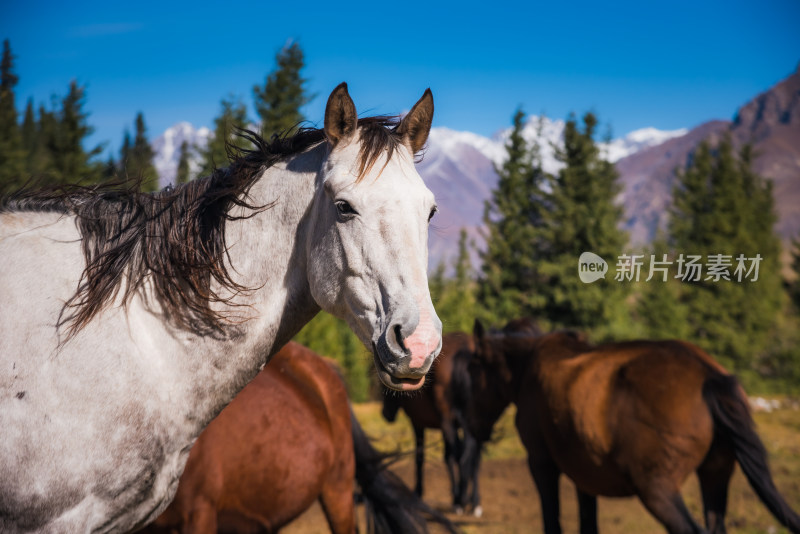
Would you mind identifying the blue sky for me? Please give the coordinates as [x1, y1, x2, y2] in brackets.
[3, 0, 799, 157]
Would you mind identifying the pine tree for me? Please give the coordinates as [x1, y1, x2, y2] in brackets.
[790, 236, 800, 312]
[253, 41, 312, 139]
[121, 112, 158, 191]
[45, 81, 103, 185]
[175, 140, 192, 185]
[20, 98, 37, 171]
[119, 129, 131, 178]
[101, 155, 117, 182]
[478, 109, 549, 323]
[430, 229, 479, 333]
[0, 39, 26, 194]
[669, 136, 783, 372]
[197, 97, 250, 178]
[537, 113, 630, 337]
[33, 103, 58, 180]
[776, 236, 800, 390]
[635, 235, 690, 339]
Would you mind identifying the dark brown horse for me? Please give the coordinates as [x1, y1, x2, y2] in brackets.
[142, 342, 451, 534]
[381, 332, 481, 514]
[466, 318, 800, 534]
[444, 318, 543, 518]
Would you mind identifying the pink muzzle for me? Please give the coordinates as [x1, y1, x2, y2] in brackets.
[404, 303, 441, 369]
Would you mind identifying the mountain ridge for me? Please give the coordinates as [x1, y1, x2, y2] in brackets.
[616, 66, 800, 246]
[151, 67, 800, 269]
[152, 118, 685, 268]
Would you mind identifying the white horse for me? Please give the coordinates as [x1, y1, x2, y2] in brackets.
[0, 84, 442, 533]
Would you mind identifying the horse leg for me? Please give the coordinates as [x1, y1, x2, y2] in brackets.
[183, 497, 217, 534]
[440, 420, 462, 511]
[576, 489, 598, 534]
[696, 441, 736, 534]
[527, 454, 562, 534]
[469, 444, 483, 518]
[456, 430, 480, 515]
[320, 475, 357, 534]
[636, 484, 706, 534]
[414, 424, 425, 497]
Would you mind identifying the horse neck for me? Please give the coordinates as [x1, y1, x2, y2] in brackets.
[503, 338, 537, 405]
[474, 386, 512, 441]
[226, 146, 324, 340]
[172, 145, 324, 429]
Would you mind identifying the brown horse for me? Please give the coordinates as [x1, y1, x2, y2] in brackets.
[142, 342, 452, 534]
[381, 332, 481, 514]
[443, 318, 544, 518]
[467, 319, 800, 534]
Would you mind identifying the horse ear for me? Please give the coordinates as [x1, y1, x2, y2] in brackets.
[473, 318, 494, 360]
[473, 318, 485, 342]
[397, 89, 433, 154]
[324, 82, 358, 147]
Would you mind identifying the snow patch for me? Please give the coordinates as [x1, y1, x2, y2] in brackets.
[151, 122, 211, 188]
[601, 127, 688, 163]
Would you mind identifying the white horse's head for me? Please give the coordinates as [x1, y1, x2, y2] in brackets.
[307, 83, 442, 391]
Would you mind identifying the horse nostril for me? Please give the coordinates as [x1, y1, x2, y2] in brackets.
[393, 323, 407, 353]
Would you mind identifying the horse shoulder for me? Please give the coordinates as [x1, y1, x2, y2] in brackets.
[0, 346, 186, 532]
[537, 349, 632, 460]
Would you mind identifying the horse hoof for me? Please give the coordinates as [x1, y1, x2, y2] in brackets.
[453, 505, 464, 515]
[473, 505, 483, 518]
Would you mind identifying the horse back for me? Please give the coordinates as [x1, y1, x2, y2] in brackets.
[0, 211, 84, 345]
[529, 337, 722, 496]
[271, 342, 353, 430]
[533, 337, 718, 434]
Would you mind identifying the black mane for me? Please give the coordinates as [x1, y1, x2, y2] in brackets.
[0, 118, 403, 338]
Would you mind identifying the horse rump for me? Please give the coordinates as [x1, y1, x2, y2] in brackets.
[703, 373, 800, 533]
[350, 410, 456, 534]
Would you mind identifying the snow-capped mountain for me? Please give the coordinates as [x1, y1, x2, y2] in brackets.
[602, 127, 688, 162]
[151, 122, 211, 188]
[489, 116, 566, 172]
[424, 117, 687, 176]
[151, 119, 686, 269]
[418, 127, 501, 271]
[416, 117, 688, 269]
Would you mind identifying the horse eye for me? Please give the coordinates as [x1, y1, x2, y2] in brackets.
[428, 206, 438, 222]
[335, 200, 357, 217]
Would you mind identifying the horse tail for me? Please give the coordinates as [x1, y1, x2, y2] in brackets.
[350, 410, 457, 534]
[703, 373, 800, 533]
